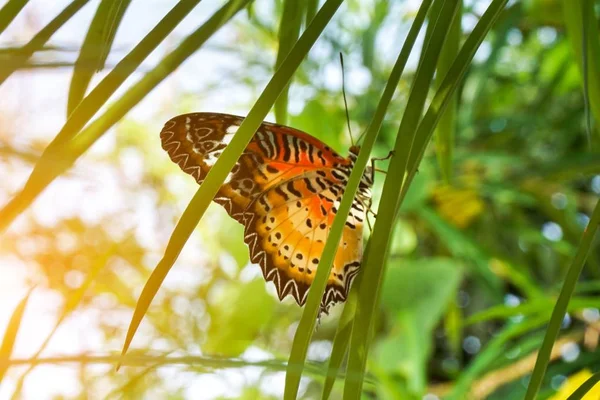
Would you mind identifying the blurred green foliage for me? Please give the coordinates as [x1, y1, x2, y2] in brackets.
[0, 0, 599, 399]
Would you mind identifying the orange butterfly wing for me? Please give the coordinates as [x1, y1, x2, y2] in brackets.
[160, 112, 370, 313]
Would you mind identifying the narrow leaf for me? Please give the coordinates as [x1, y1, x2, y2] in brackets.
[0, 0, 246, 234]
[344, 1, 462, 397]
[274, 0, 304, 125]
[562, 0, 600, 143]
[434, 0, 461, 182]
[0, 0, 29, 34]
[305, 0, 318, 26]
[0, 289, 33, 382]
[322, 290, 356, 399]
[524, 15, 600, 396]
[399, 0, 509, 209]
[285, 0, 433, 395]
[58, 0, 202, 146]
[321, 0, 434, 396]
[566, 372, 600, 400]
[447, 314, 550, 399]
[0, 0, 91, 85]
[67, 0, 132, 115]
[120, 0, 342, 365]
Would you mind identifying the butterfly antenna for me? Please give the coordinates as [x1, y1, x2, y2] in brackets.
[355, 127, 368, 145]
[339, 52, 355, 147]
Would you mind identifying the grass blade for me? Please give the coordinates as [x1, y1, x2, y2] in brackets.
[434, 0, 461, 182]
[7, 254, 109, 398]
[562, 0, 600, 144]
[322, 288, 357, 399]
[343, 1, 462, 397]
[344, 0, 510, 395]
[399, 0, 509, 208]
[67, 0, 132, 115]
[0, 0, 246, 234]
[284, 0, 437, 395]
[0, 288, 33, 382]
[524, 3, 600, 394]
[321, 1, 433, 396]
[274, 0, 304, 125]
[56, 0, 202, 146]
[418, 206, 542, 298]
[305, 0, 318, 26]
[120, 0, 342, 364]
[447, 314, 550, 399]
[0, 0, 29, 34]
[566, 372, 600, 400]
[0, 0, 91, 85]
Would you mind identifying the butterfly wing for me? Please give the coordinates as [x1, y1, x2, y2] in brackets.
[160, 112, 366, 313]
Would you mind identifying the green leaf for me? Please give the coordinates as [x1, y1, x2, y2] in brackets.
[434, 0, 461, 182]
[344, 0, 463, 397]
[0, 289, 33, 382]
[59, 0, 202, 145]
[417, 206, 502, 297]
[274, 0, 304, 125]
[562, 0, 600, 143]
[321, 293, 355, 399]
[305, 0, 318, 26]
[320, 2, 435, 396]
[121, 0, 341, 368]
[0, 0, 29, 35]
[524, 190, 600, 399]
[447, 314, 550, 399]
[566, 372, 600, 400]
[67, 0, 132, 115]
[288, 1, 435, 397]
[399, 159, 434, 212]
[0, 0, 246, 234]
[289, 98, 344, 149]
[399, 0, 510, 209]
[203, 280, 275, 356]
[375, 259, 463, 395]
[0, 0, 91, 85]
[214, 215, 249, 269]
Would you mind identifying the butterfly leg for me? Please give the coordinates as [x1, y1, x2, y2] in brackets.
[371, 150, 395, 175]
[357, 197, 377, 232]
[371, 150, 395, 162]
[366, 209, 374, 232]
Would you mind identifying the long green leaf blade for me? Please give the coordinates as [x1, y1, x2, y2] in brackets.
[0, 0, 90, 85]
[562, 0, 600, 143]
[447, 314, 550, 399]
[322, 288, 357, 399]
[0, 289, 33, 382]
[0, 0, 29, 34]
[284, 1, 436, 396]
[434, 0, 461, 182]
[566, 372, 600, 400]
[120, 0, 343, 364]
[305, 0, 318, 26]
[343, 1, 462, 397]
[524, 2, 600, 394]
[58, 0, 202, 146]
[274, 0, 304, 125]
[399, 0, 509, 208]
[321, 1, 434, 396]
[67, 0, 132, 115]
[0, 0, 246, 234]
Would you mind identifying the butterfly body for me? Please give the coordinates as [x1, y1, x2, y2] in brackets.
[160, 112, 372, 314]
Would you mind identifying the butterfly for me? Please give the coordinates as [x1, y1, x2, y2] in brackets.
[160, 112, 373, 314]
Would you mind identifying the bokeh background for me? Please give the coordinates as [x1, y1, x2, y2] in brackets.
[1, 0, 599, 399]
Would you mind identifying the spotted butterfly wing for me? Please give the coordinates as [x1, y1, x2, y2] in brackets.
[160, 112, 373, 314]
